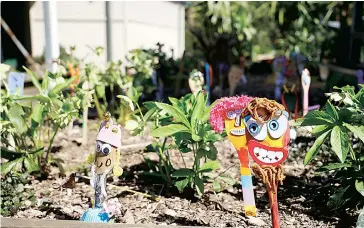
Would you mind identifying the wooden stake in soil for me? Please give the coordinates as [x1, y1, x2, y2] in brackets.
[252, 164, 285, 228]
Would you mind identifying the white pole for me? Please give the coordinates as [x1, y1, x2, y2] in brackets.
[122, 1, 128, 63]
[106, 1, 113, 62]
[43, 1, 60, 73]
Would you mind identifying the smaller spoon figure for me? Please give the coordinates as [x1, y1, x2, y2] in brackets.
[81, 112, 123, 222]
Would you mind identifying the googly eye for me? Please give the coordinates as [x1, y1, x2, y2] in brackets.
[226, 111, 236, 119]
[268, 120, 279, 131]
[249, 123, 259, 134]
[96, 141, 102, 152]
[245, 117, 267, 141]
[101, 144, 112, 155]
[268, 114, 288, 139]
[234, 109, 242, 115]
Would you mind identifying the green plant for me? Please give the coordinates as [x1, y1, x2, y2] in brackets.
[0, 173, 37, 216]
[126, 49, 157, 95]
[300, 85, 364, 210]
[0, 65, 92, 175]
[143, 92, 232, 196]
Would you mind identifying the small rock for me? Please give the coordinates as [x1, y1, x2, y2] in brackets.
[123, 209, 135, 224]
[62, 207, 74, 216]
[24, 200, 32, 207]
[247, 217, 266, 226]
[164, 208, 177, 217]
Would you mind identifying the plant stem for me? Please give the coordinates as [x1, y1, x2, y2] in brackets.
[45, 126, 59, 164]
[135, 102, 145, 122]
[179, 150, 187, 168]
[93, 94, 104, 119]
[158, 138, 171, 183]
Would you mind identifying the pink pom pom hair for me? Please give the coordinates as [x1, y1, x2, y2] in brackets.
[209, 95, 254, 133]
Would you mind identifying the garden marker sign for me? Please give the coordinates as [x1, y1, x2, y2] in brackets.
[210, 96, 290, 228]
[81, 112, 123, 223]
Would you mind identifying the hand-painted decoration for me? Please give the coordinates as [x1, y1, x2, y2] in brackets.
[210, 96, 290, 228]
[81, 112, 123, 223]
[209, 95, 256, 216]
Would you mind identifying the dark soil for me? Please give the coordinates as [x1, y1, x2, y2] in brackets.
[4, 119, 359, 228]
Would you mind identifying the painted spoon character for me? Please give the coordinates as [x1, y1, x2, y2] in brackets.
[81, 113, 123, 222]
[209, 95, 257, 216]
[242, 98, 290, 228]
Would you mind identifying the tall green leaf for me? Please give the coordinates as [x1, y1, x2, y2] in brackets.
[343, 123, 364, 143]
[301, 110, 335, 126]
[23, 67, 42, 92]
[325, 101, 339, 121]
[304, 129, 331, 165]
[195, 176, 204, 196]
[1, 157, 24, 175]
[330, 126, 349, 163]
[151, 124, 190, 138]
[8, 104, 26, 134]
[175, 178, 189, 192]
[199, 160, 220, 173]
[312, 125, 331, 137]
[191, 93, 205, 129]
[171, 168, 194, 177]
[31, 103, 44, 124]
[49, 76, 77, 96]
[356, 180, 364, 197]
[24, 156, 40, 173]
[155, 102, 191, 128]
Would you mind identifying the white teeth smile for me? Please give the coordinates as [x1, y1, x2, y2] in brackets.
[253, 147, 284, 164]
[230, 129, 245, 136]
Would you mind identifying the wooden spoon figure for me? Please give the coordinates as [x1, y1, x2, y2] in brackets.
[243, 98, 290, 228]
[210, 95, 257, 216]
[81, 112, 123, 223]
[210, 97, 290, 228]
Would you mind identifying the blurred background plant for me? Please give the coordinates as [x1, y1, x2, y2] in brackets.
[0, 64, 92, 176]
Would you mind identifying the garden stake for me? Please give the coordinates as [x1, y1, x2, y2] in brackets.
[252, 164, 285, 228]
[210, 96, 290, 227]
[81, 112, 123, 223]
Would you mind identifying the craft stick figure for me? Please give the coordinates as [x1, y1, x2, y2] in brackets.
[210, 95, 257, 216]
[210, 97, 290, 228]
[81, 112, 123, 222]
[243, 98, 290, 228]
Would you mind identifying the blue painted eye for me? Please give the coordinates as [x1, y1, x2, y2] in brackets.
[249, 123, 259, 134]
[269, 120, 279, 131]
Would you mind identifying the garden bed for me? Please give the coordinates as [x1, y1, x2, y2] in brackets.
[3, 120, 358, 228]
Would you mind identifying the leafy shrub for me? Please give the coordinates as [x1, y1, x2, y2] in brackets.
[300, 85, 364, 210]
[0, 173, 36, 216]
[0, 66, 92, 175]
[143, 92, 233, 196]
